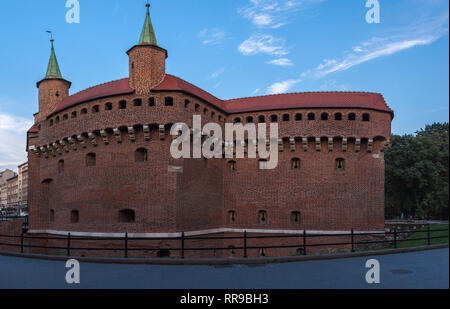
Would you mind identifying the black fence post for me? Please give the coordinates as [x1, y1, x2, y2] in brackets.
[243, 231, 247, 258]
[67, 232, 71, 256]
[124, 232, 128, 258]
[181, 232, 185, 259]
[351, 228, 355, 252]
[303, 229, 307, 256]
[393, 227, 397, 249]
[20, 231, 24, 254]
[427, 224, 431, 246]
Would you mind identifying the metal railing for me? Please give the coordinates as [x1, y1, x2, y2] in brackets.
[0, 225, 448, 258]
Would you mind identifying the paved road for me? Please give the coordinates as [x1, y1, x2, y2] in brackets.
[0, 249, 448, 289]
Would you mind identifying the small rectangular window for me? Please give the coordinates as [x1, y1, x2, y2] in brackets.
[165, 97, 174, 106]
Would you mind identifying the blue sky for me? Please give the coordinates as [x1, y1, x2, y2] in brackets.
[0, 0, 448, 171]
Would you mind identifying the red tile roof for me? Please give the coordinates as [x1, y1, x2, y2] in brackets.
[51, 74, 393, 117]
[27, 124, 39, 134]
[53, 78, 134, 114]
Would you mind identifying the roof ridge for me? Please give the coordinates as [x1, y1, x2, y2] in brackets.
[66, 77, 130, 98]
[163, 74, 224, 103]
[225, 91, 383, 102]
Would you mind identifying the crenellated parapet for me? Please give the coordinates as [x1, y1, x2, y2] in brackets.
[28, 122, 391, 160]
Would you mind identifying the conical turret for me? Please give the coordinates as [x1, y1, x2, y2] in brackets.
[127, 3, 167, 95]
[36, 39, 71, 122]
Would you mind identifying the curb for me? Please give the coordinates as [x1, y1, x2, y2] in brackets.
[0, 243, 448, 265]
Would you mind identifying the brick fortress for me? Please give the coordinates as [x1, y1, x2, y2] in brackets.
[25, 4, 393, 258]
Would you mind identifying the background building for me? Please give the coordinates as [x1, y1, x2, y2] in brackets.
[18, 162, 29, 211]
[0, 169, 16, 210]
[6, 175, 19, 209]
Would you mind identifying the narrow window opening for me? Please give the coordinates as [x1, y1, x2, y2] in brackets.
[134, 99, 142, 107]
[291, 158, 300, 170]
[228, 246, 236, 256]
[258, 210, 267, 224]
[363, 113, 370, 122]
[228, 210, 236, 223]
[105, 102, 113, 111]
[58, 159, 64, 174]
[295, 113, 302, 121]
[283, 114, 290, 121]
[86, 153, 96, 167]
[348, 113, 356, 121]
[321, 113, 329, 120]
[81, 108, 88, 115]
[157, 250, 171, 258]
[246, 116, 254, 123]
[336, 158, 345, 170]
[229, 160, 236, 171]
[135, 148, 148, 162]
[70, 210, 79, 223]
[92, 105, 99, 113]
[50, 210, 55, 222]
[119, 209, 135, 223]
[308, 113, 315, 120]
[335, 113, 342, 121]
[271, 115, 278, 122]
[258, 115, 265, 123]
[71, 111, 77, 118]
[291, 211, 301, 225]
[260, 248, 267, 257]
[149, 97, 155, 107]
[165, 97, 174, 106]
[119, 100, 127, 109]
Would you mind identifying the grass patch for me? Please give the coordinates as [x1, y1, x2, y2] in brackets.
[394, 224, 449, 248]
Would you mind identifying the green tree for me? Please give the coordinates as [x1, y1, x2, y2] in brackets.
[385, 123, 449, 219]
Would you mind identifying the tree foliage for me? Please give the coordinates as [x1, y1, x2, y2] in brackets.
[385, 122, 449, 219]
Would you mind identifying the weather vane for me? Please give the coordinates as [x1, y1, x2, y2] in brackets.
[46, 30, 54, 41]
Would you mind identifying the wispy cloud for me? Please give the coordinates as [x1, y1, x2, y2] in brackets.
[266, 58, 293, 66]
[309, 14, 449, 78]
[319, 80, 349, 91]
[198, 29, 227, 45]
[239, 0, 324, 29]
[251, 88, 261, 96]
[206, 67, 226, 80]
[238, 33, 288, 56]
[265, 13, 449, 94]
[0, 112, 32, 171]
[267, 78, 301, 94]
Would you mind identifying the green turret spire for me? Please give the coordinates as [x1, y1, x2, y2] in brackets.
[45, 39, 63, 79]
[138, 3, 158, 46]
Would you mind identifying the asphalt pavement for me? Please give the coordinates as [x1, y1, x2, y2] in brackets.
[0, 248, 448, 289]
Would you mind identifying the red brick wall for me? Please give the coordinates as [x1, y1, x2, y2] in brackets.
[28, 90, 391, 237]
[0, 219, 23, 252]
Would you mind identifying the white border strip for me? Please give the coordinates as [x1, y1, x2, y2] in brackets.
[27, 228, 385, 238]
